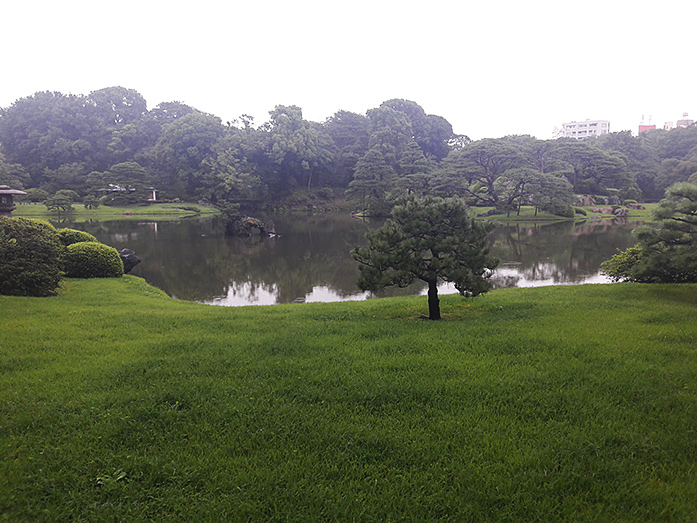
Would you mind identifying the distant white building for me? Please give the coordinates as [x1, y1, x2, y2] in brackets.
[676, 112, 694, 128]
[558, 119, 610, 139]
[663, 113, 693, 130]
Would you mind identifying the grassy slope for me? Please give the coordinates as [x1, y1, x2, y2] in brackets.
[1, 278, 696, 521]
[12, 203, 219, 222]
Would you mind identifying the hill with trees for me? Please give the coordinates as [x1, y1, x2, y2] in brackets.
[1, 86, 696, 214]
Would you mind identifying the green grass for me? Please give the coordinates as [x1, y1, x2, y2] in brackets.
[2, 278, 696, 521]
[13, 202, 219, 222]
[478, 204, 658, 223]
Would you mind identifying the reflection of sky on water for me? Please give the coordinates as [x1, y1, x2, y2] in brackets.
[202, 283, 371, 306]
[204, 282, 279, 306]
[490, 265, 610, 289]
[201, 270, 611, 307]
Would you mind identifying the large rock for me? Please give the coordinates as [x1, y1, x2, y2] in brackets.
[119, 248, 142, 274]
[576, 195, 596, 206]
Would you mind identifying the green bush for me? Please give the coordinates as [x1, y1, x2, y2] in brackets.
[600, 246, 643, 282]
[54, 189, 80, 202]
[545, 202, 575, 218]
[23, 188, 49, 202]
[0, 217, 63, 296]
[56, 228, 98, 246]
[44, 195, 74, 214]
[62, 242, 124, 278]
[83, 195, 100, 209]
[574, 207, 588, 216]
[317, 187, 334, 199]
[102, 192, 145, 206]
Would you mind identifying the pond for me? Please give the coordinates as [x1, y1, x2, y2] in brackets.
[64, 214, 641, 306]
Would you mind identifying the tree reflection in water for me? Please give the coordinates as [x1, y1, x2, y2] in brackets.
[67, 215, 640, 306]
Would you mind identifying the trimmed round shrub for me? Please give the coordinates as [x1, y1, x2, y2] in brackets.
[545, 202, 575, 218]
[62, 242, 124, 278]
[56, 228, 98, 246]
[0, 217, 63, 296]
[102, 192, 145, 206]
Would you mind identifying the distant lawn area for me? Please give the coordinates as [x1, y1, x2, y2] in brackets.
[13, 202, 219, 222]
[1, 278, 696, 521]
[477, 204, 658, 223]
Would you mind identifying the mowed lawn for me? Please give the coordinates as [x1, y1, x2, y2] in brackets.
[1, 277, 696, 521]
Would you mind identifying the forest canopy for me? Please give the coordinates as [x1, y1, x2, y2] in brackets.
[1, 86, 696, 213]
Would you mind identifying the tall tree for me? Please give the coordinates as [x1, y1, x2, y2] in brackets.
[267, 105, 336, 191]
[0, 153, 31, 189]
[492, 167, 539, 215]
[352, 195, 498, 320]
[527, 173, 575, 217]
[85, 86, 148, 126]
[501, 135, 562, 173]
[154, 112, 224, 196]
[345, 147, 396, 215]
[380, 99, 454, 160]
[324, 110, 370, 186]
[398, 139, 432, 194]
[365, 105, 413, 169]
[198, 132, 265, 203]
[595, 130, 661, 201]
[554, 139, 639, 199]
[0, 91, 96, 183]
[443, 138, 523, 206]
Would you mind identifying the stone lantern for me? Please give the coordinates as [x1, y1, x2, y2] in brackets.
[0, 185, 27, 217]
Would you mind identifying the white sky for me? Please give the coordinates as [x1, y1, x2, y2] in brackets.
[1, 0, 694, 140]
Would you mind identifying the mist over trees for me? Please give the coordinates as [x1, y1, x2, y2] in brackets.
[1, 86, 696, 213]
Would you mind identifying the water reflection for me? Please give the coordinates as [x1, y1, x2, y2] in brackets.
[67, 215, 640, 306]
[487, 219, 638, 289]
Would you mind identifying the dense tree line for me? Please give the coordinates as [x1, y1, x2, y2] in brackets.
[1, 86, 696, 214]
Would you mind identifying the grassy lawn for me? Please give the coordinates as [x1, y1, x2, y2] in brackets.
[1, 278, 696, 521]
[13, 202, 219, 222]
[477, 204, 658, 224]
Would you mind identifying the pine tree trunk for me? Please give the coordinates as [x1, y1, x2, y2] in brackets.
[428, 280, 441, 320]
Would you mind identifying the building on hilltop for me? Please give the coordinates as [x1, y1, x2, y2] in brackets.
[663, 113, 693, 130]
[638, 115, 655, 134]
[676, 112, 694, 128]
[558, 119, 610, 139]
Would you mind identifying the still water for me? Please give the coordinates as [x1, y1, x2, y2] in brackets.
[68, 215, 640, 306]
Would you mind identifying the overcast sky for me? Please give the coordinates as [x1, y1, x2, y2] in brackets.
[1, 0, 694, 140]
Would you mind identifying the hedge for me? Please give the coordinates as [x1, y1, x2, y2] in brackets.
[0, 217, 63, 296]
[62, 242, 124, 278]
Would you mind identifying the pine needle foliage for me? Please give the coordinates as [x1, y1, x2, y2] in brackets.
[352, 195, 498, 319]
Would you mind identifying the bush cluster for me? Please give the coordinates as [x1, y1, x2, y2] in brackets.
[1, 219, 126, 296]
[0, 217, 63, 296]
[102, 192, 144, 206]
[62, 242, 124, 278]
[56, 228, 98, 246]
[545, 202, 575, 218]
